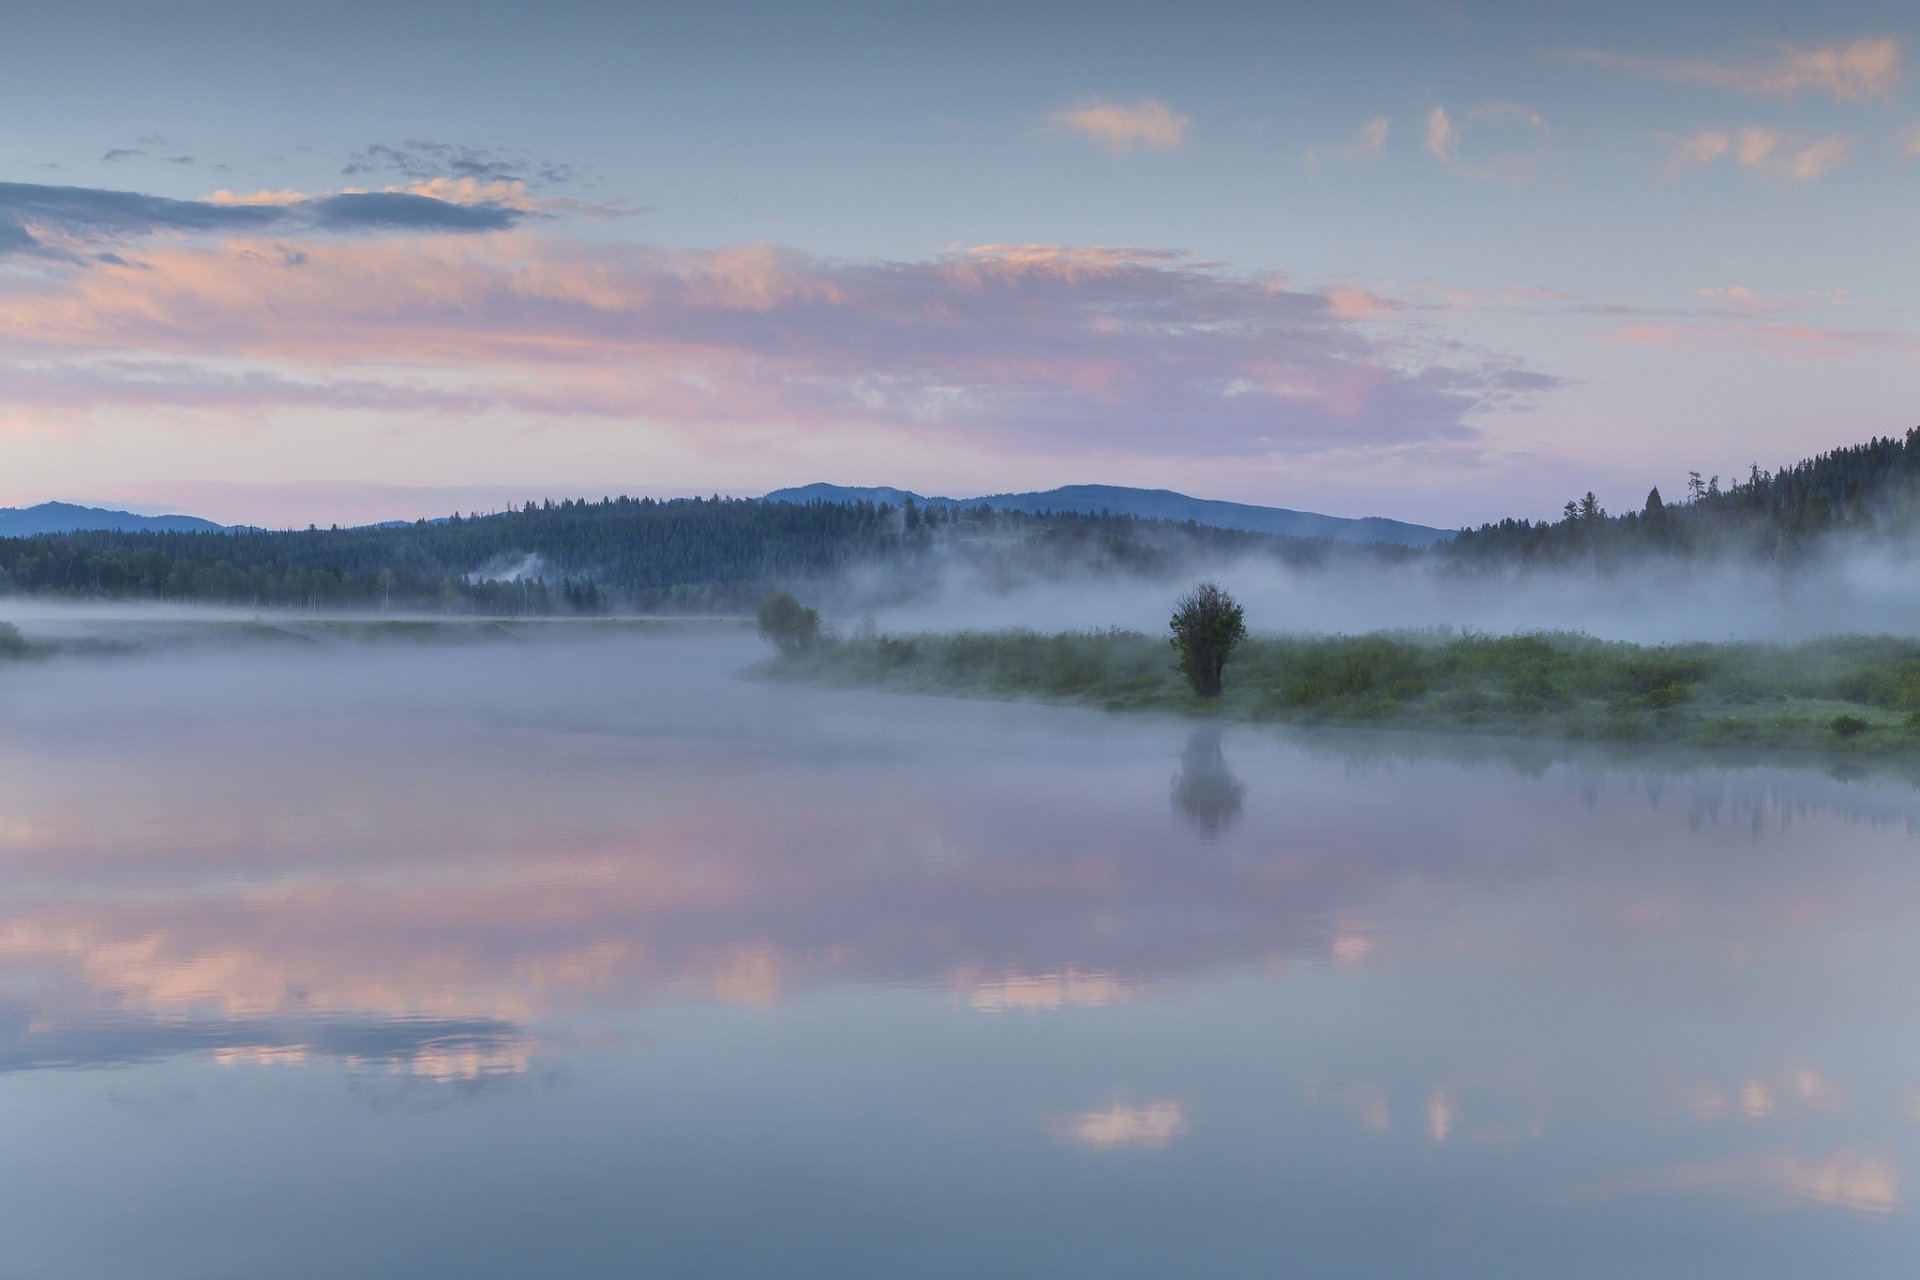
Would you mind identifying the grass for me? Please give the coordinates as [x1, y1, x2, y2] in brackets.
[0, 615, 749, 663]
[766, 627, 1920, 754]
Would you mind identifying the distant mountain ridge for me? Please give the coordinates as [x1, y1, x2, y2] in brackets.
[9, 487, 1451, 548]
[0, 502, 226, 537]
[761, 483, 1451, 548]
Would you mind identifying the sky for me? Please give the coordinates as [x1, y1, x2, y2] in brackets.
[1, 0, 1916, 529]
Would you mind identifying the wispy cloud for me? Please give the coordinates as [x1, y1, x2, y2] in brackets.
[1304, 117, 1390, 171]
[1695, 285, 1857, 312]
[1349, 116, 1391, 157]
[1663, 128, 1857, 181]
[1663, 130, 1730, 173]
[1044, 97, 1190, 154]
[1426, 103, 1547, 183]
[342, 140, 575, 186]
[206, 177, 558, 215]
[1560, 37, 1903, 103]
[309, 191, 521, 232]
[0, 201, 1556, 463]
[1602, 319, 1915, 358]
[1425, 107, 1458, 163]
[0, 180, 527, 261]
[1324, 284, 1399, 319]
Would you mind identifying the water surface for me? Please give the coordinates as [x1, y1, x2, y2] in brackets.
[3, 628, 1919, 1276]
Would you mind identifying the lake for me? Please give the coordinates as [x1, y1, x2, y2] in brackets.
[2, 624, 1918, 1276]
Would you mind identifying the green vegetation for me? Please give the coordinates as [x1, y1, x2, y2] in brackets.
[1168, 581, 1247, 697]
[0, 615, 743, 665]
[0, 496, 1383, 615]
[767, 626, 1920, 754]
[757, 590, 823, 655]
[1449, 425, 1920, 565]
[6, 424, 1920, 616]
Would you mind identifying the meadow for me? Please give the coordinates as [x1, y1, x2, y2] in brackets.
[768, 626, 1920, 753]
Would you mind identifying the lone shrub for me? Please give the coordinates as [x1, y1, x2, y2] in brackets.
[1830, 713, 1870, 739]
[757, 591, 821, 657]
[1169, 582, 1247, 698]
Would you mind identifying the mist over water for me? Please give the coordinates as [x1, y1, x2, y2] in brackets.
[3, 625, 1920, 1275]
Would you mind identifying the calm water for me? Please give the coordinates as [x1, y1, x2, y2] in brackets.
[4, 627, 1920, 1277]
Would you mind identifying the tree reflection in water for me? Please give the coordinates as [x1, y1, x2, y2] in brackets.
[1171, 727, 1246, 839]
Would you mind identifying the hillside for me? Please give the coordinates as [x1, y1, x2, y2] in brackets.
[0, 502, 226, 537]
[761, 483, 1450, 547]
[0, 494, 1395, 613]
[1449, 425, 1920, 564]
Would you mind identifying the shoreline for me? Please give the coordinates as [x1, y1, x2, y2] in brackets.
[763, 626, 1920, 758]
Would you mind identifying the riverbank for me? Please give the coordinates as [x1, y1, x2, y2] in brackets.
[0, 614, 748, 659]
[763, 627, 1920, 753]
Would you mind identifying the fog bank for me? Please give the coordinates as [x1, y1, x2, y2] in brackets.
[854, 540, 1920, 645]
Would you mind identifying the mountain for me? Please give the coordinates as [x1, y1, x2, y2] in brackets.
[0, 502, 227, 537]
[761, 483, 1450, 548]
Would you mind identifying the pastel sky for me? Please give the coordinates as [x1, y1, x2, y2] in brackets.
[2, 0, 1916, 528]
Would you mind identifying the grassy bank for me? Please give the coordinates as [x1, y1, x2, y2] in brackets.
[0, 615, 747, 661]
[766, 627, 1920, 753]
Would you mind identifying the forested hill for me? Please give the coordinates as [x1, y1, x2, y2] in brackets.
[0, 494, 1398, 613]
[1449, 426, 1920, 564]
[0, 501, 225, 537]
[763, 482, 1450, 547]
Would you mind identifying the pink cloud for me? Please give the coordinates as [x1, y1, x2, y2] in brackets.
[1426, 103, 1548, 184]
[1304, 117, 1390, 170]
[0, 230, 1551, 459]
[1664, 130, 1731, 174]
[1662, 128, 1857, 181]
[1043, 97, 1190, 154]
[1694, 286, 1858, 313]
[1563, 37, 1903, 103]
[1324, 285, 1398, 319]
[202, 188, 311, 207]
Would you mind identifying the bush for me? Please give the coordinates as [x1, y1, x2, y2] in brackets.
[1831, 713, 1870, 739]
[1168, 582, 1247, 698]
[1642, 682, 1693, 710]
[756, 591, 821, 657]
[0, 622, 25, 657]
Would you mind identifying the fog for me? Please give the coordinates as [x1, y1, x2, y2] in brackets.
[16, 516, 1920, 648]
[843, 538, 1920, 644]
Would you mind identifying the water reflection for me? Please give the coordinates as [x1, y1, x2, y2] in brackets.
[7, 653, 1920, 1083]
[1051, 1100, 1188, 1150]
[1170, 727, 1245, 838]
[1578, 1150, 1901, 1215]
[5, 634, 1920, 1273]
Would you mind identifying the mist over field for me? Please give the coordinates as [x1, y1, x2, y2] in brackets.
[818, 538, 1920, 645]
[13, 523, 1920, 657]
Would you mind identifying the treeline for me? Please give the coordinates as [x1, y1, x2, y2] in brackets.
[0, 494, 1381, 613]
[1449, 426, 1920, 564]
[14, 422, 1916, 612]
